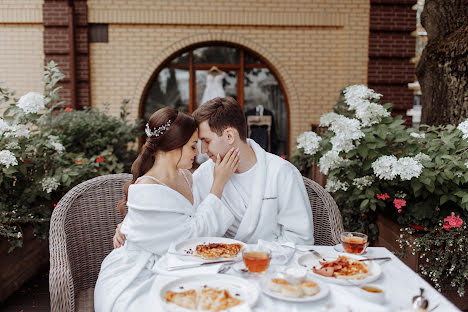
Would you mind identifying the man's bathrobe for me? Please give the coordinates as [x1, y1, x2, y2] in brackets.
[94, 184, 234, 312]
[193, 139, 314, 244]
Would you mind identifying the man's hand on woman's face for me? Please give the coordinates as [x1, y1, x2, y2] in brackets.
[113, 222, 126, 248]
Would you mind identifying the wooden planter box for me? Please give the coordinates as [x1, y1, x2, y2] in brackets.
[0, 225, 49, 303]
[375, 214, 467, 311]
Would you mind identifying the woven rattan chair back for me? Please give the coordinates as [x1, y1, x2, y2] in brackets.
[302, 176, 344, 245]
[49, 173, 131, 311]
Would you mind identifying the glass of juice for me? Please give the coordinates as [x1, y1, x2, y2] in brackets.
[242, 246, 271, 274]
[341, 232, 368, 255]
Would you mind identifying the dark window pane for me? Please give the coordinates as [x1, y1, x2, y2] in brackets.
[170, 52, 189, 64]
[193, 46, 239, 64]
[143, 68, 189, 121]
[88, 24, 108, 43]
[244, 68, 288, 157]
[196, 70, 237, 107]
[244, 51, 263, 64]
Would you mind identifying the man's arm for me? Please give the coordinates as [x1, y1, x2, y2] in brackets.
[276, 163, 315, 244]
[113, 222, 126, 248]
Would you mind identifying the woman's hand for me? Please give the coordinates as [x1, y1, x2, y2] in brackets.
[211, 147, 240, 198]
[113, 222, 126, 248]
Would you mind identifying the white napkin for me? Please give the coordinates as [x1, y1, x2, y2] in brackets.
[151, 252, 226, 276]
[256, 239, 295, 265]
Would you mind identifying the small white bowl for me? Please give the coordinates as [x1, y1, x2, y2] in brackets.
[283, 266, 307, 284]
[358, 285, 386, 305]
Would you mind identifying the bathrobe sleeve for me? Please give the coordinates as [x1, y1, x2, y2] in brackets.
[121, 185, 234, 255]
[276, 163, 315, 245]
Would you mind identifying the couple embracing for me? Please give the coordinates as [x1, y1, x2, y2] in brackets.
[94, 97, 314, 311]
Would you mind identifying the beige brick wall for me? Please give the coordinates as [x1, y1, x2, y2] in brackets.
[87, 0, 369, 152]
[0, 1, 44, 99]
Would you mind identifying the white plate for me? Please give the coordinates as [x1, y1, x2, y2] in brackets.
[261, 272, 330, 302]
[171, 237, 247, 262]
[159, 273, 259, 312]
[297, 252, 382, 286]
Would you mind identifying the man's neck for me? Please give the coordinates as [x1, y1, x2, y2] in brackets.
[235, 141, 257, 173]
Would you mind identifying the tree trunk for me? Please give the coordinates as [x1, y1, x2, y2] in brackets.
[416, 0, 468, 126]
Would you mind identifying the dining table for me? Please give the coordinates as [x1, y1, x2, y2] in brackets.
[151, 245, 461, 312]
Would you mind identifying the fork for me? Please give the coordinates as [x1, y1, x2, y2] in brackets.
[308, 249, 327, 262]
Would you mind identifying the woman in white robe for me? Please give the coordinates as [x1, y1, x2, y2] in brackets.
[94, 107, 239, 312]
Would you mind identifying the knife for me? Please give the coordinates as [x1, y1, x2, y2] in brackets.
[358, 257, 391, 261]
[167, 259, 236, 271]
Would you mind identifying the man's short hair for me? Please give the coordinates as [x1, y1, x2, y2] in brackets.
[193, 97, 247, 141]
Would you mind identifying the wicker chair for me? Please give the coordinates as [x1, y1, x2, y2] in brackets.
[49, 173, 131, 312]
[302, 176, 344, 245]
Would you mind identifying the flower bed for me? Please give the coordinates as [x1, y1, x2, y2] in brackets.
[291, 85, 468, 298]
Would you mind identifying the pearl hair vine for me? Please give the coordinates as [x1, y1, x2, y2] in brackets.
[145, 119, 172, 138]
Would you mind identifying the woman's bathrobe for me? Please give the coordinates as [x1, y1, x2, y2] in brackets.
[94, 183, 234, 312]
[193, 139, 314, 245]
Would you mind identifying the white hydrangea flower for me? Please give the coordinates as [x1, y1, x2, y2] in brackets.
[465, 162, 468, 169]
[17, 232, 22, 239]
[328, 116, 364, 152]
[41, 177, 60, 193]
[17, 92, 45, 114]
[395, 157, 423, 180]
[325, 177, 349, 193]
[372, 155, 423, 181]
[354, 102, 390, 127]
[410, 132, 425, 139]
[372, 155, 398, 180]
[414, 152, 431, 163]
[50, 142, 65, 153]
[4, 124, 30, 138]
[343, 85, 382, 111]
[352, 176, 374, 190]
[319, 112, 341, 127]
[319, 150, 349, 174]
[5, 142, 20, 150]
[0, 118, 11, 135]
[297, 131, 321, 155]
[0, 150, 18, 168]
[457, 119, 468, 139]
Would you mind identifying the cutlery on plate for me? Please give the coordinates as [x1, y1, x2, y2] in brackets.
[358, 257, 391, 262]
[167, 259, 236, 271]
[308, 249, 327, 262]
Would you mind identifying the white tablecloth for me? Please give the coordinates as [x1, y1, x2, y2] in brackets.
[152, 246, 461, 312]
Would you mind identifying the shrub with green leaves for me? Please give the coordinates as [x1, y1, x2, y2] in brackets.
[291, 85, 468, 239]
[0, 62, 141, 251]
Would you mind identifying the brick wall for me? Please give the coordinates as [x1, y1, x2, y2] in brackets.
[368, 0, 416, 124]
[43, 0, 90, 108]
[0, 1, 44, 98]
[87, 0, 370, 152]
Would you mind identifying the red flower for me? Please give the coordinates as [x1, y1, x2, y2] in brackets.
[376, 193, 390, 200]
[53, 203, 57, 209]
[280, 155, 286, 159]
[95, 157, 105, 163]
[24, 159, 30, 164]
[75, 159, 84, 164]
[65, 107, 72, 112]
[443, 212, 463, 230]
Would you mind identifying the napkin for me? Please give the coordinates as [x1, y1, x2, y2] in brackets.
[256, 239, 295, 265]
[150, 244, 227, 276]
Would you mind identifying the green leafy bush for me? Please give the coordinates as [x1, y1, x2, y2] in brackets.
[0, 62, 141, 251]
[291, 86, 468, 239]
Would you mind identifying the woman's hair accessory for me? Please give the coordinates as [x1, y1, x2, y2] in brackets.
[145, 119, 172, 137]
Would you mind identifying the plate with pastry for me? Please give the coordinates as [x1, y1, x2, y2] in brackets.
[298, 252, 382, 285]
[160, 273, 258, 311]
[260, 270, 330, 302]
[169, 237, 246, 262]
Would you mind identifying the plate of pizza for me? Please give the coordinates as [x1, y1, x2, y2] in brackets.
[160, 273, 258, 311]
[297, 252, 382, 285]
[170, 237, 247, 262]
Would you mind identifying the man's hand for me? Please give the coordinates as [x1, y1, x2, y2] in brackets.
[113, 222, 126, 248]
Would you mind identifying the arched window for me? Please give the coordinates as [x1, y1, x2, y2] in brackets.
[142, 43, 289, 156]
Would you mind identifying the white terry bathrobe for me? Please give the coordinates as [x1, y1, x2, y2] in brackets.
[193, 139, 314, 244]
[94, 183, 234, 312]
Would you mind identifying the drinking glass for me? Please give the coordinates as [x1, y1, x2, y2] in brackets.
[242, 246, 271, 273]
[341, 232, 368, 255]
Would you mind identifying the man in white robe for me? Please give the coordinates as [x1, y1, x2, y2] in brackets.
[192, 97, 314, 244]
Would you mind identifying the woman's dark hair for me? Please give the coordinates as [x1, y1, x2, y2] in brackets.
[117, 107, 197, 215]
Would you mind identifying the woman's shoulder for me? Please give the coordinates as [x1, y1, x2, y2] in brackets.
[181, 169, 193, 184]
[135, 176, 161, 185]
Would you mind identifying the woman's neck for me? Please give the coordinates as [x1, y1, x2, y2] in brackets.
[146, 154, 179, 181]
